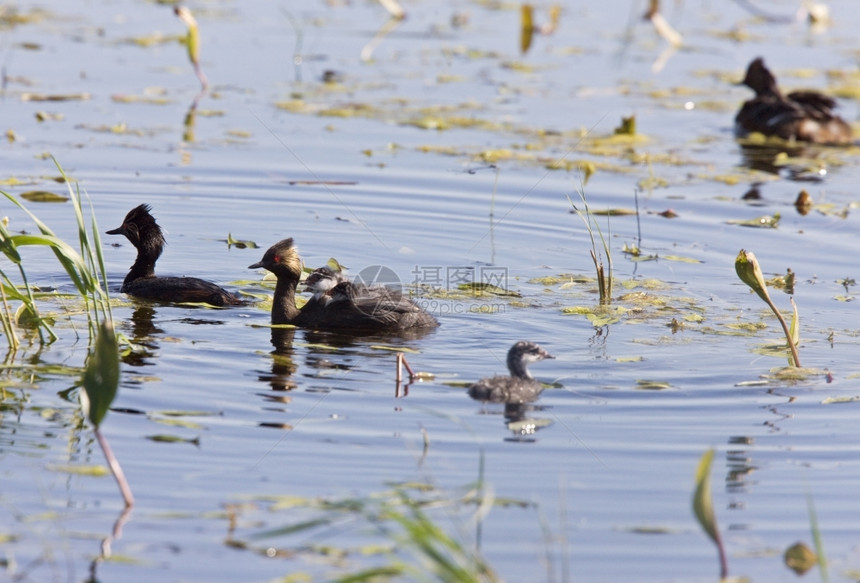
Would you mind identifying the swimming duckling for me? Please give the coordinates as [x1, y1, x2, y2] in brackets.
[106, 204, 241, 306]
[249, 238, 438, 332]
[468, 341, 555, 404]
[735, 57, 852, 145]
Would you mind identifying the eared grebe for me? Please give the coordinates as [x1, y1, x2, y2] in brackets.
[248, 238, 439, 331]
[735, 57, 852, 145]
[468, 341, 555, 404]
[106, 204, 241, 306]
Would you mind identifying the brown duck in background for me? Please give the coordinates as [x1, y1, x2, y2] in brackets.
[106, 204, 242, 306]
[735, 57, 853, 145]
[468, 341, 555, 405]
[249, 238, 439, 332]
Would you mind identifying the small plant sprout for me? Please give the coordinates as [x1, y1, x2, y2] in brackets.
[692, 449, 728, 579]
[734, 249, 801, 367]
[568, 187, 613, 306]
[174, 5, 209, 90]
[82, 320, 134, 508]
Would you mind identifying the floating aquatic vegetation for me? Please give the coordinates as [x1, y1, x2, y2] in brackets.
[225, 233, 257, 249]
[20, 92, 90, 102]
[727, 213, 780, 228]
[19, 190, 67, 203]
[34, 111, 64, 122]
[111, 93, 173, 105]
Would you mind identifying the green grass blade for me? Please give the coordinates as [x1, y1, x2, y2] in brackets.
[807, 492, 829, 583]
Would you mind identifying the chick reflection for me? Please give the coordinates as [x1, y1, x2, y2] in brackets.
[468, 341, 555, 441]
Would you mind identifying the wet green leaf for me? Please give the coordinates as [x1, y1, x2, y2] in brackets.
[635, 379, 671, 390]
[80, 321, 120, 428]
[19, 190, 67, 203]
[370, 345, 420, 354]
[226, 233, 257, 249]
[587, 313, 620, 326]
[589, 208, 637, 216]
[20, 92, 90, 102]
[46, 464, 109, 476]
[146, 434, 201, 445]
[821, 395, 860, 404]
[662, 255, 702, 264]
[727, 213, 780, 228]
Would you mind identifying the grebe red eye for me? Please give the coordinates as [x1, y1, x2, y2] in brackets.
[274, 255, 280, 263]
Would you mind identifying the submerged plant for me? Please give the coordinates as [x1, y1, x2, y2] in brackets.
[734, 249, 801, 367]
[568, 188, 613, 305]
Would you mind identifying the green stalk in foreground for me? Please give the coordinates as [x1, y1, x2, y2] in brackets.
[82, 320, 133, 508]
[735, 249, 801, 367]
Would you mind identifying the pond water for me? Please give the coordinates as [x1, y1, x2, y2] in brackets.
[3, 0, 860, 582]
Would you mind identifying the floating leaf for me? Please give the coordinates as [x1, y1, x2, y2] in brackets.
[226, 233, 257, 249]
[635, 379, 671, 390]
[19, 190, 67, 203]
[80, 321, 120, 428]
[20, 92, 90, 102]
[588, 208, 637, 216]
[821, 395, 860, 404]
[146, 434, 201, 445]
[46, 464, 108, 476]
[662, 255, 702, 264]
[727, 213, 780, 228]
[587, 312, 619, 326]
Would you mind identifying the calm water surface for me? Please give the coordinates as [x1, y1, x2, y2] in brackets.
[3, 1, 860, 582]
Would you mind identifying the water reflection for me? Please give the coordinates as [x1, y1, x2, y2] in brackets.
[260, 326, 434, 394]
[470, 397, 553, 443]
[737, 143, 828, 182]
[122, 306, 163, 368]
[261, 327, 298, 392]
[725, 435, 757, 496]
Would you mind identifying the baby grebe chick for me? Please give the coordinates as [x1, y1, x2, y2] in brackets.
[468, 341, 555, 404]
[249, 238, 438, 331]
[304, 266, 347, 302]
[735, 57, 852, 145]
[106, 204, 241, 306]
